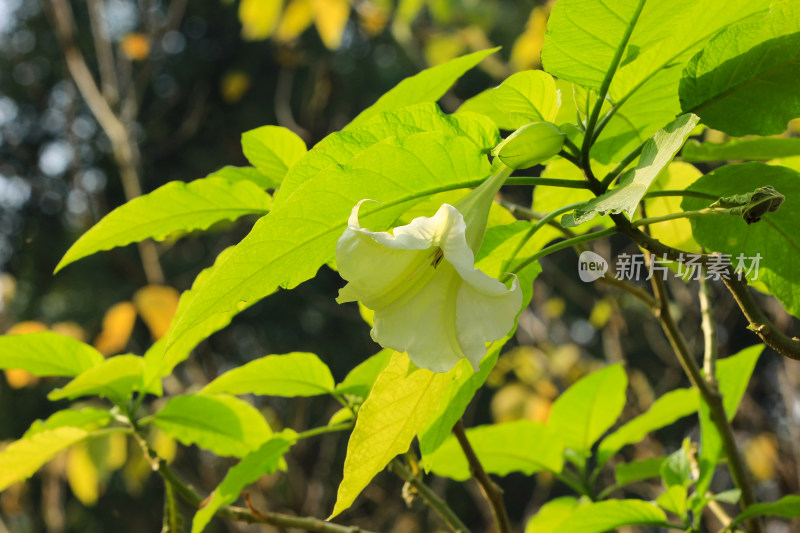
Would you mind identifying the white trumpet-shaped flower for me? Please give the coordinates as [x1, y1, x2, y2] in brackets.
[335, 200, 523, 373]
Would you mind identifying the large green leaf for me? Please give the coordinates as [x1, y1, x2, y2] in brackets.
[524, 497, 580, 533]
[151, 393, 272, 458]
[563, 114, 698, 227]
[346, 48, 499, 130]
[241, 125, 307, 184]
[488, 70, 560, 130]
[0, 331, 103, 377]
[202, 352, 335, 397]
[682, 162, 800, 317]
[330, 351, 453, 518]
[423, 420, 564, 481]
[191, 433, 294, 533]
[274, 104, 498, 209]
[597, 387, 699, 466]
[557, 500, 668, 532]
[48, 354, 160, 405]
[0, 427, 90, 491]
[547, 363, 627, 456]
[695, 345, 763, 498]
[731, 495, 800, 527]
[679, 2, 800, 136]
[682, 138, 800, 163]
[208, 165, 278, 190]
[55, 177, 272, 272]
[164, 132, 491, 364]
[542, 0, 771, 163]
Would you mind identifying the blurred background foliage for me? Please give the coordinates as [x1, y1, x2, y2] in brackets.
[0, 1, 798, 532]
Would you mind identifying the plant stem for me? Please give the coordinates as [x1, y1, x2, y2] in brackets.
[581, 0, 647, 188]
[631, 207, 725, 228]
[501, 202, 586, 273]
[699, 274, 717, 383]
[453, 420, 511, 533]
[506, 226, 618, 279]
[389, 459, 469, 533]
[601, 142, 645, 188]
[505, 177, 591, 189]
[295, 422, 354, 440]
[647, 263, 763, 533]
[643, 190, 718, 201]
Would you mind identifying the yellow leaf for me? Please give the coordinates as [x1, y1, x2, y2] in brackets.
[356, 1, 388, 36]
[510, 5, 549, 71]
[133, 285, 180, 340]
[66, 442, 100, 506]
[239, 0, 284, 41]
[275, 0, 314, 41]
[645, 162, 702, 251]
[313, 0, 350, 50]
[6, 321, 48, 335]
[50, 321, 87, 342]
[744, 433, 777, 481]
[220, 70, 252, 104]
[93, 302, 137, 356]
[152, 429, 178, 464]
[120, 33, 150, 61]
[424, 33, 466, 66]
[0, 272, 16, 308]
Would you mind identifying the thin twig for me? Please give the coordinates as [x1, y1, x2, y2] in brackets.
[87, 0, 119, 105]
[647, 257, 764, 533]
[388, 459, 469, 533]
[699, 274, 718, 383]
[453, 420, 511, 533]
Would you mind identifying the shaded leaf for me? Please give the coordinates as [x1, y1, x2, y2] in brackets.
[682, 138, 800, 163]
[731, 495, 800, 527]
[152, 393, 272, 458]
[680, 2, 800, 136]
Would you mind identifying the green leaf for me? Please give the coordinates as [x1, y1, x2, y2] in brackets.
[330, 351, 453, 518]
[657, 485, 688, 519]
[547, 363, 627, 456]
[661, 445, 692, 488]
[695, 344, 763, 497]
[240, 125, 307, 184]
[143, 246, 237, 388]
[0, 427, 90, 491]
[682, 162, 800, 317]
[542, 0, 772, 163]
[679, 1, 800, 136]
[457, 89, 519, 131]
[423, 420, 564, 481]
[644, 162, 702, 250]
[191, 434, 294, 533]
[48, 354, 159, 405]
[202, 352, 335, 397]
[489, 70, 560, 129]
[0, 331, 103, 377]
[615, 457, 666, 486]
[164, 132, 490, 365]
[731, 495, 800, 527]
[208, 165, 278, 189]
[682, 138, 800, 163]
[562, 114, 698, 227]
[597, 387, 699, 466]
[55, 177, 272, 272]
[274, 103, 499, 209]
[24, 408, 113, 437]
[151, 393, 272, 458]
[557, 500, 668, 532]
[335, 348, 392, 398]
[524, 497, 580, 533]
[346, 48, 499, 130]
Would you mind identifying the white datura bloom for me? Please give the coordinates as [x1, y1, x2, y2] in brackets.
[335, 199, 523, 373]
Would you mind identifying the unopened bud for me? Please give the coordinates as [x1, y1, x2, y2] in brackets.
[492, 122, 565, 170]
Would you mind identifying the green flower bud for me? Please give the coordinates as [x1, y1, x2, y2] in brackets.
[492, 122, 566, 170]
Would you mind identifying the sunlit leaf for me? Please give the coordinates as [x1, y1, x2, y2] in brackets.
[557, 500, 668, 532]
[524, 496, 580, 533]
[93, 302, 137, 356]
[133, 285, 180, 340]
[241, 125, 307, 186]
[203, 352, 335, 397]
[330, 351, 453, 518]
[312, 0, 350, 50]
[239, 0, 283, 40]
[48, 354, 159, 405]
[682, 138, 800, 163]
[56, 177, 272, 271]
[489, 70, 560, 130]
[0, 331, 103, 377]
[0, 427, 90, 491]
